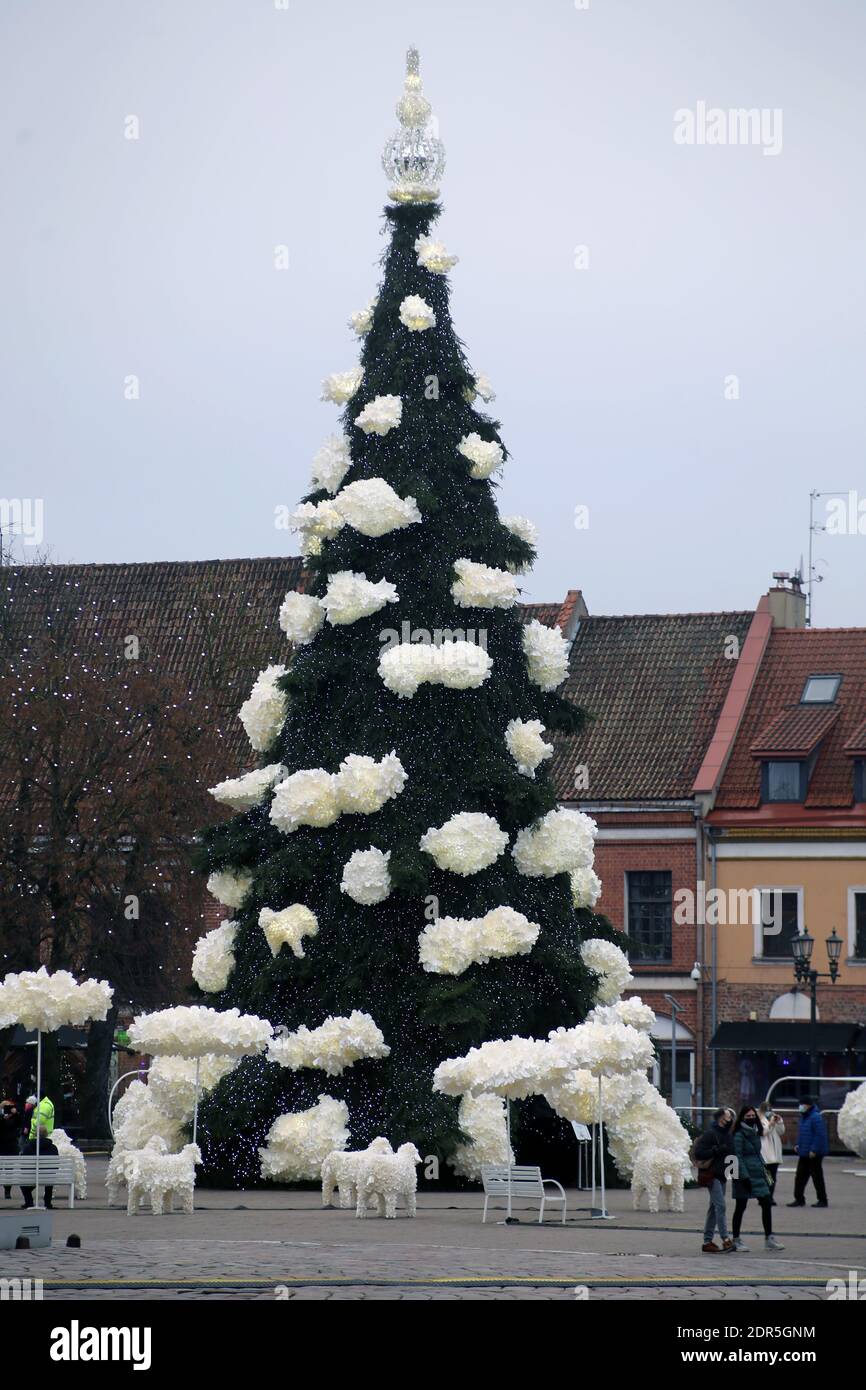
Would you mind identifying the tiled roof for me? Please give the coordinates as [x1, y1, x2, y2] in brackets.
[750, 703, 840, 757]
[550, 611, 753, 801]
[520, 603, 563, 629]
[714, 629, 866, 809]
[844, 716, 866, 756]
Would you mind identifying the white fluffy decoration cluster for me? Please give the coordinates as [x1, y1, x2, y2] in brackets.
[322, 570, 398, 625]
[259, 1095, 350, 1182]
[415, 234, 458, 273]
[146, 1055, 237, 1123]
[267, 1010, 390, 1076]
[340, 847, 392, 905]
[606, 1081, 692, 1182]
[311, 433, 352, 494]
[349, 298, 377, 336]
[321, 368, 363, 403]
[333, 478, 421, 537]
[399, 294, 435, 331]
[546, 1020, 656, 1079]
[448, 1093, 513, 1181]
[571, 866, 603, 910]
[206, 869, 253, 910]
[290, 498, 345, 556]
[259, 904, 319, 959]
[51, 1129, 87, 1199]
[270, 750, 406, 834]
[501, 514, 538, 548]
[238, 665, 288, 752]
[129, 1005, 272, 1059]
[505, 718, 553, 778]
[420, 811, 509, 876]
[457, 432, 503, 480]
[580, 938, 634, 1005]
[631, 1143, 691, 1213]
[434, 1036, 554, 1100]
[588, 996, 656, 1033]
[357, 1142, 422, 1219]
[208, 762, 286, 811]
[838, 1083, 866, 1157]
[0, 968, 113, 1032]
[379, 640, 492, 698]
[512, 807, 597, 878]
[191, 920, 237, 994]
[473, 373, 496, 403]
[451, 558, 519, 610]
[354, 394, 402, 436]
[111, 1082, 183, 1162]
[419, 905, 540, 975]
[278, 590, 325, 645]
[521, 618, 570, 691]
[542, 1067, 648, 1126]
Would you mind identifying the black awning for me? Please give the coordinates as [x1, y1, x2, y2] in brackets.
[6, 1025, 90, 1050]
[709, 1022, 861, 1053]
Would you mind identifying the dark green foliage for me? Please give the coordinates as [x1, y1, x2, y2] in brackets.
[195, 201, 623, 1186]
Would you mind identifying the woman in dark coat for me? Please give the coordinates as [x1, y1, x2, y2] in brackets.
[732, 1104, 784, 1252]
[0, 1091, 20, 1200]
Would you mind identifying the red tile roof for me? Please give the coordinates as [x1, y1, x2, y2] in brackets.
[750, 703, 840, 757]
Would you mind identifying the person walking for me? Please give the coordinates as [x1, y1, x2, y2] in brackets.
[788, 1098, 829, 1208]
[693, 1106, 736, 1253]
[0, 1092, 19, 1200]
[27, 1093, 55, 1142]
[758, 1101, 785, 1204]
[20, 1126, 58, 1211]
[731, 1105, 784, 1251]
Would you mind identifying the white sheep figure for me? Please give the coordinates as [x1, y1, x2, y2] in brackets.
[631, 1145, 689, 1214]
[51, 1128, 87, 1201]
[108, 1134, 168, 1208]
[126, 1142, 201, 1216]
[357, 1142, 422, 1219]
[322, 1136, 393, 1209]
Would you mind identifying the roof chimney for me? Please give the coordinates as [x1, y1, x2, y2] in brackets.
[767, 570, 807, 629]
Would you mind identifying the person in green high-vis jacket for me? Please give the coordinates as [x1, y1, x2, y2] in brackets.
[27, 1095, 54, 1141]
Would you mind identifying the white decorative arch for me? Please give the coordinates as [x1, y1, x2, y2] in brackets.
[769, 991, 817, 1022]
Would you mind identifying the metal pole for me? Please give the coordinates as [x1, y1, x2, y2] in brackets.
[192, 1056, 201, 1147]
[710, 834, 718, 1106]
[809, 975, 819, 1098]
[598, 1075, 606, 1217]
[34, 1029, 42, 1209]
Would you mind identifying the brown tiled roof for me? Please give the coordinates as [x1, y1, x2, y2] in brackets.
[550, 611, 753, 801]
[844, 717, 866, 757]
[715, 629, 866, 809]
[750, 703, 840, 757]
[520, 603, 566, 629]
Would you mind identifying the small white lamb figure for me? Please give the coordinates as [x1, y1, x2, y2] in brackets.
[357, 1142, 422, 1219]
[322, 1136, 393, 1209]
[126, 1142, 201, 1215]
[108, 1134, 167, 1208]
[51, 1128, 87, 1200]
[631, 1146, 688, 1214]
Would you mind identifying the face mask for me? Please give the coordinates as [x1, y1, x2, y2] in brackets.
[798, 1104, 809, 1114]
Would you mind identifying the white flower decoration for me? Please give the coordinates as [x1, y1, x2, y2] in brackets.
[206, 869, 253, 910]
[333, 478, 421, 537]
[512, 807, 596, 878]
[191, 921, 237, 993]
[449, 1093, 513, 1180]
[546, 1020, 655, 1079]
[473, 373, 496, 402]
[354, 394, 402, 436]
[505, 718, 553, 778]
[501, 514, 538, 548]
[451, 558, 519, 610]
[259, 1095, 350, 1182]
[419, 905, 540, 975]
[129, 1005, 272, 1060]
[588, 997, 656, 1033]
[378, 640, 492, 698]
[839, 1083, 866, 1158]
[278, 590, 325, 645]
[335, 751, 407, 815]
[522, 617, 570, 691]
[322, 570, 398, 625]
[259, 903, 319, 959]
[266, 1011, 390, 1076]
[270, 768, 340, 833]
[457, 432, 503, 480]
[208, 762, 287, 811]
[340, 847, 392, 905]
[0, 968, 113, 1033]
[321, 368, 363, 404]
[290, 499, 345, 556]
[399, 294, 435, 331]
[434, 1036, 552, 1100]
[580, 938, 633, 1005]
[570, 865, 602, 910]
[420, 811, 509, 876]
[311, 434, 352, 495]
[415, 234, 458, 274]
[147, 1055, 237, 1123]
[349, 298, 377, 337]
[239, 665, 288, 752]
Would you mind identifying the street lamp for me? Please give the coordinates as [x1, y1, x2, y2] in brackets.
[663, 994, 683, 1114]
[791, 928, 841, 1089]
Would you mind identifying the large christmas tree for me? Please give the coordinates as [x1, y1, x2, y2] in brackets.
[193, 50, 617, 1185]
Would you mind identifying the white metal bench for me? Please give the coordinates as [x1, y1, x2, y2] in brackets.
[0, 1157, 78, 1209]
[480, 1164, 567, 1224]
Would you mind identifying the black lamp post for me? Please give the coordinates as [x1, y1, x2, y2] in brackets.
[791, 928, 842, 1088]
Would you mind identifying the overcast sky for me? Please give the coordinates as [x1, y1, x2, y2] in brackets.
[2, 0, 864, 623]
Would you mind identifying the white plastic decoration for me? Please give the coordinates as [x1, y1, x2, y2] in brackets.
[267, 1011, 390, 1075]
[239, 665, 288, 752]
[838, 1083, 866, 1157]
[501, 514, 538, 548]
[354, 394, 402, 436]
[505, 718, 553, 778]
[378, 640, 492, 698]
[420, 811, 509, 876]
[434, 1036, 552, 1100]
[349, 298, 377, 337]
[290, 499, 345, 556]
[399, 294, 435, 331]
[129, 1005, 272, 1060]
[340, 848, 392, 905]
[522, 617, 570, 691]
[546, 1020, 655, 1078]
[449, 1093, 513, 1181]
[336, 751, 407, 814]
[191, 921, 237, 994]
[147, 1056, 237, 1123]
[419, 906, 540, 975]
[259, 904, 319, 959]
[206, 869, 253, 910]
[259, 1095, 350, 1182]
[270, 768, 341, 833]
[0, 968, 113, 1033]
[457, 432, 503, 480]
[571, 865, 603, 910]
[580, 938, 634, 1005]
[333, 478, 421, 537]
[588, 997, 656, 1034]
[311, 434, 352, 495]
[208, 763, 287, 811]
[278, 590, 325, 645]
[415, 234, 458, 273]
[473, 373, 496, 403]
[451, 559, 519, 610]
[512, 807, 596, 878]
[321, 368, 363, 404]
[322, 570, 399, 625]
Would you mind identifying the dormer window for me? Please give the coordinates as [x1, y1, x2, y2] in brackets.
[763, 760, 806, 802]
[801, 674, 841, 704]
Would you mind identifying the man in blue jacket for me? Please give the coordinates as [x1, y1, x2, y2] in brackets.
[787, 1098, 829, 1207]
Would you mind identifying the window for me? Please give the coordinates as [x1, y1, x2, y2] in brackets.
[801, 674, 841, 704]
[855, 760, 865, 803]
[626, 870, 672, 963]
[850, 889, 866, 960]
[757, 889, 801, 959]
[763, 760, 805, 802]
